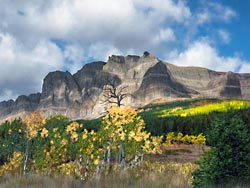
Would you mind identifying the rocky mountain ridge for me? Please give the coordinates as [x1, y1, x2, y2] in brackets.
[1, 52, 250, 122]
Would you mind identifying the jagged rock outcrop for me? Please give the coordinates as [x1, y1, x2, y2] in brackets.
[0, 52, 250, 122]
[219, 72, 241, 98]
[239, 74, 250, 99]
[0, 93, 41, 121]
[39, 71, 82, 107]
[37, 71, 83, 118]
[138, 62, 198, 97]
[73, 61, 121, 99]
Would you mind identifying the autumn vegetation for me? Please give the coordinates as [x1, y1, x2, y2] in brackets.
[1, 99, 250, 187]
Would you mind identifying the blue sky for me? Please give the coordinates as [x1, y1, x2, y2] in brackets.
[0, 0, 250, 101]
[188, 0, 250, 60]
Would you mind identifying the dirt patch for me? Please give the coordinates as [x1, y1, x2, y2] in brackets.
[146, 144, 210, 163]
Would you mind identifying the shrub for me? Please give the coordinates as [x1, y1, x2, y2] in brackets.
[192, 113, 250, 187]
[0, 119, 26, 165]
[165, 132, 206, 145]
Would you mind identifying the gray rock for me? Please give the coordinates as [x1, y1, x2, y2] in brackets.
[39, 71, 82, 108]
[73, 61, 121, 90]
[220, 72, 241, 98]
[0, 52, 250, 122]
[0, 100, 15, 117]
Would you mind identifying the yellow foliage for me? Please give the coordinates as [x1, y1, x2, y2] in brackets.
[93, 158, 100, 165]
[66, 122, 82, 142]
[165, 132, 206, 145]
[82, 129, 88, 139]
[57, 162, 81, 177]
[0, 152, 23, 176]
[23, 111, 46, 139]
[61, 139, 68, 146]
[102, 106, 154, 155]
[71, 132, 78, 142]
[41, 127, 49, 138]
[151, 136, 163, 154]
[66, 122, 83, 134]
[166, 132, 175, 145]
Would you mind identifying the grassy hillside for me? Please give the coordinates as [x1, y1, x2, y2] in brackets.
[139, 98, 250, 136]
[76, 98, 250, 139]
[77, 98, 250, 136]
[141, 98, 250, 117]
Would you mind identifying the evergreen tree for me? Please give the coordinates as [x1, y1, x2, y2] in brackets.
[193, 113, 250, 187]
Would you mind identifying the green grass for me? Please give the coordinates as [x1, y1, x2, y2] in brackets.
[138, 98, 250, 136]
[76, 98, 250, 136]
[141, 99, 250, 118]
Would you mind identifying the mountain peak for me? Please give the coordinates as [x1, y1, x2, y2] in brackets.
[0, 53, 250, 123]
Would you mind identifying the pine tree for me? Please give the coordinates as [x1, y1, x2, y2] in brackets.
[193, 113, 250, 187]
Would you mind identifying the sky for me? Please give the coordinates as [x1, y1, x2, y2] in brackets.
[0, 0, 250, 102]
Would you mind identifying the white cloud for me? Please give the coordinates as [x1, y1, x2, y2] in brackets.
[197, 11, 210, 25]
[170, 40, 249, 72]
[153, 28, 175, 44]
[134, 0, 191, 23]
[211, 2, 236, 22]
[88, 42, 122, 61]
[238, 63, 250, 73]
[0, 32, 64, 101]
[218, 29, 230, 44]
[0, 0, 191, 49]
[0, 0, 193, 101]
[0, 0, 247, 102]
[196, 2, 236, 25]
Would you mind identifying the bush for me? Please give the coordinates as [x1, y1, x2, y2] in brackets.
[0, 119, 26, 165]
[192, 113, 250, 187]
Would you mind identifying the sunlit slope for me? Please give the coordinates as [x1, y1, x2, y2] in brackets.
[142, 99, 250, 118]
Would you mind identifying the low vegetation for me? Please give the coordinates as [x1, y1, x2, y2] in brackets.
[192, 112, 250, 187]
[0, 107, 163, 179]
[1, 98, 250, 187]
[141, 99, 250, 136]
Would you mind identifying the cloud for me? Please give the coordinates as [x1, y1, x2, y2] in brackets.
[0, 0, 247, 102]
[0, 32, 64, 101]
[134, 0, 191, 23]
[170, 40, 249, 72]
[218, 29, 231, 44]
[210, 2, 236, 22]
[196, 10, 210, 25]
[0, 0, 191, 50]
[0, 90, 16, 103]
[88, 42, 122, 61]
[196, 2, 236, 25]
[153, 28, 175, 44]
[0, 0, 182, 101]
[63, 44, 86, 73]
[238, 63, 250, 74]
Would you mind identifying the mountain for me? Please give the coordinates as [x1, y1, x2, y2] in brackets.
[1, 52, 250, 122]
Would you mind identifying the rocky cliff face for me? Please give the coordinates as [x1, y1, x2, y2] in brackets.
[1, 52, 250, 122]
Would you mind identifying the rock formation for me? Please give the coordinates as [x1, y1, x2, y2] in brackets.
[0, 52, 250, 122]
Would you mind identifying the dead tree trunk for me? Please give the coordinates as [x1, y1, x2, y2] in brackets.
[102, 78, 128, 107]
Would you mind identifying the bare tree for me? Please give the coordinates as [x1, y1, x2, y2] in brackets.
[102, 78, 128, 107]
